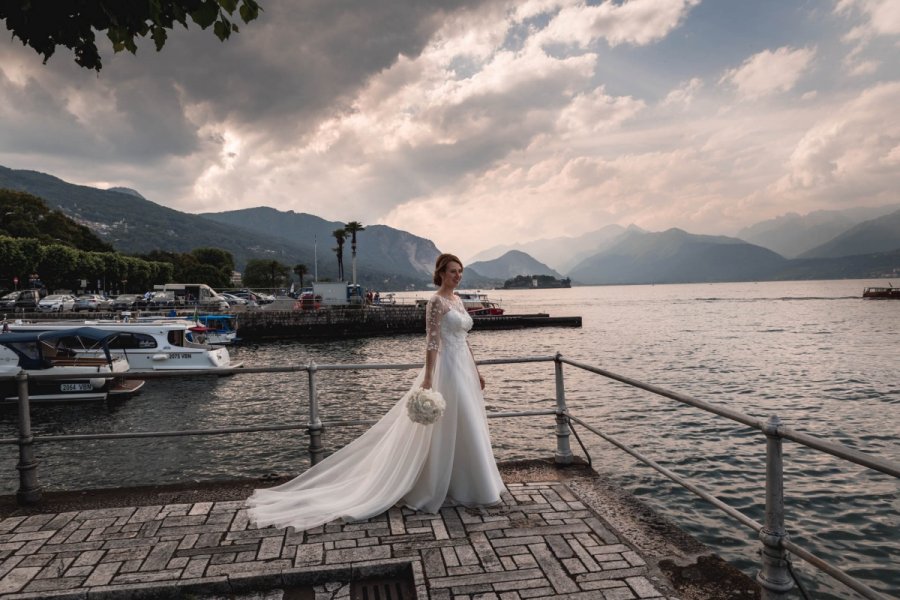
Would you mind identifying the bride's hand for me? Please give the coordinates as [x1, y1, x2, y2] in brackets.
[422, 377, 432, 390]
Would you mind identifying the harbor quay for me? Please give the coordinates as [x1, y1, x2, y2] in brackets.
[0, 460, 758, 600]
[26, 305, 582, 342]
[204, 306, 582, 341]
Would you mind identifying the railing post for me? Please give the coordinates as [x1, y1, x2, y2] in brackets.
[554, 353, 573, 465]
[15, 371, 42, 504]
[757, 414, 793, 598]
[307, 361, 324, 466]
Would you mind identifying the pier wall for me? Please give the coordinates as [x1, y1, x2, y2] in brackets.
[234, 307, 582, 341]
[10, 305, 582, 341]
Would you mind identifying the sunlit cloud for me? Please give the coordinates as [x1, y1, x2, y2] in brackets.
[0, 0, 897, 256]
[719, 46, 816, 100]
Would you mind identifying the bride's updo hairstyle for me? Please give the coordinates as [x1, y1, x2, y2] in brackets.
[433, 253, 463, 286]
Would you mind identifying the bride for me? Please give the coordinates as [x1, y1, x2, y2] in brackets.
[247, 253, 506, 530]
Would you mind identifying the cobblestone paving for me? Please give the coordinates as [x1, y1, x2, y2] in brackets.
[0, 481, 680, 599]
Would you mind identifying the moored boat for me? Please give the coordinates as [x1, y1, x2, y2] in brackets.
[7, 321, 241, 374]
[0, 327, 141, 403]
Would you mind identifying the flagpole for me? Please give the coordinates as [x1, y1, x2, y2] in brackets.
[314, 235, 318, 282]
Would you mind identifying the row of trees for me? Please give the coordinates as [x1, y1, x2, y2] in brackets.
[240, 260, 309, 289]
[0, 235, 173, 293]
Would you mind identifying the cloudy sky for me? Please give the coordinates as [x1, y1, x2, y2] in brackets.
[1, 0, 898, 258]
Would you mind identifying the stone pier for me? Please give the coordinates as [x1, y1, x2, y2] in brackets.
[0, 461, 759, 599]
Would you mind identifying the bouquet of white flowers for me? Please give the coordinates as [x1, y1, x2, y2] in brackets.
[406, 387, 446, 425]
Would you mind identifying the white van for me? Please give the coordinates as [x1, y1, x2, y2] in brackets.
[152, 283, 229, 311]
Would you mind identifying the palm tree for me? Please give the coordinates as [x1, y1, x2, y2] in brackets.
[344, 221, 365, 287]
[332, 228, 347, 281]
[293, 263, 308, 291]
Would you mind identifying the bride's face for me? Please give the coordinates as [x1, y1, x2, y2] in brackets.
[442, 261, 463, 289]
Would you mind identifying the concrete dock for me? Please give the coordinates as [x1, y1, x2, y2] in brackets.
[0, 461, 759, 599]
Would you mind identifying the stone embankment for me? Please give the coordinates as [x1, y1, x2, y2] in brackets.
[0, 460, 758, 599]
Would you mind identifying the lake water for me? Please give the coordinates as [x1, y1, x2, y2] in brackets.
[1, 279, 897, 597]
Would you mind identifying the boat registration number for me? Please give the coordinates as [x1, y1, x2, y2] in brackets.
[61, 383, 93, 392]
[168, 353, 192, 359]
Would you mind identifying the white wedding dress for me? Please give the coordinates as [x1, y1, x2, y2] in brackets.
[247, 293, 506, 530]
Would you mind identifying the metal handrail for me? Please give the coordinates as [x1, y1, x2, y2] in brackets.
[560, 356, 896, 600]
[3, 353, 896, 599]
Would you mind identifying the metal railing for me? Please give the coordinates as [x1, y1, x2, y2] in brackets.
[1, 354, 897, 600]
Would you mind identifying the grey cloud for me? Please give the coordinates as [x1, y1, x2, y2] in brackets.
[1, 0, 496, 168]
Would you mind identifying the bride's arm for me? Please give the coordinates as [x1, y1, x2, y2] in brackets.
[422, 296, 443, 389]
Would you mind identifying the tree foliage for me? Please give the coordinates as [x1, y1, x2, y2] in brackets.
[332, 228, 346, 281]
[0, 0, 262, 71]
[0, 235, 172, 293]
[243, 259, 290, 288]
[0, 189, 114, 252]
[134, 249, 234, 288]
[293, 263, 308, 289]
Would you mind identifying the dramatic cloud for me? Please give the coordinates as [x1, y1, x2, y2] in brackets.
[0, 0, 897, 255]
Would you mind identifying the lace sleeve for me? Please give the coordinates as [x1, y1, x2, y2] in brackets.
[425, 295, 445, 352]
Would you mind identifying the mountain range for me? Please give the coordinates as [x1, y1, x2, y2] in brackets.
[468, 224, 634, 273]
[1, 164, 898, 288]
[736, 204, 900, 258]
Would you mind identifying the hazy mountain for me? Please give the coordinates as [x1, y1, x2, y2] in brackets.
[468, 250, 561, 280]
[569, 228, 787, 284]
[468, 224, 631, 272]
[0, 166, 318, 273]
[0, 166, 443, 289]
[799, 209, 900, 258]
[197, 207, 502, 287]
[772, 249, 900, 281]
[737, 204, 900, 258]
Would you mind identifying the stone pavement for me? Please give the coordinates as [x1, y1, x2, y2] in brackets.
[0, 479, 687, 600]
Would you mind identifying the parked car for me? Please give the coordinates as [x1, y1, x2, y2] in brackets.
[229, 290, 266, 304]
[37, 294, 76, 312]
[112, 294, 142, 311]
[73, 294, 112, 312]
[0, 289, 41, 311]
[220, 292, 251, 307]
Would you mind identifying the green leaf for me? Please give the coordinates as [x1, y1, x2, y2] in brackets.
[213, 19, 230, 41]
[219, 0, 238, 13]
[151, 26, 168, 51]
[191, 1, 220, 28]
[239, 1, 260, 23]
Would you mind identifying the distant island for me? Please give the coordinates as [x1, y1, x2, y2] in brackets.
[503, 274, 571, 289]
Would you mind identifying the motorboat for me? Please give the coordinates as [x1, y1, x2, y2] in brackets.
[7, 321, 241, 374]
[454, 291, 505, 316]
[190, 315, 239, 345]
[0, 327, 141, 403]
[414, 291, 505, 316]
[131, 314, 239, 345]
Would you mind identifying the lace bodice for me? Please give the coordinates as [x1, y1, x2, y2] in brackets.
[425, 294, 473, 351]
